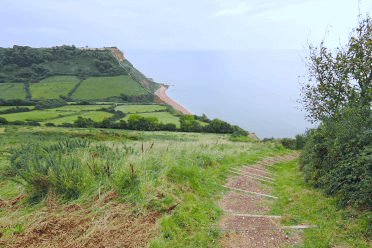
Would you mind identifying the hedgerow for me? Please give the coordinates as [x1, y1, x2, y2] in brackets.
[299, 105, 372, 209]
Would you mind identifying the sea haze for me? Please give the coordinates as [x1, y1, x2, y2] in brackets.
[123, 49, 319, 139]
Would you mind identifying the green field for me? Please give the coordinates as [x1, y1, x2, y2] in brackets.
[122, 112, 181, 127]
[41, 111, 113, 125]
[0, 110, 63, 122]
[0, 83, 26, 100]
[54, 105, 111, 112]
[115, 104, 167, 113]
[0, 106, 35, 111]
[30, 76, 80, 99]
[72, 76, 147, 99]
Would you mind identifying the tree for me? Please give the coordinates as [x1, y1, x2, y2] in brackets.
[297, 13, 372, 123]
[179, 115, 194, 132]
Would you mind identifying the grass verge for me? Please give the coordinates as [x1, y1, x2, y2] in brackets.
[270, 158, 372, 247]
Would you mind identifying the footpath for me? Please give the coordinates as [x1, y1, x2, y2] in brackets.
[217, 151, 317, 247]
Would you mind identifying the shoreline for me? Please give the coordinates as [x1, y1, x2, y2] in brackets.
[154, 86, 193, 115]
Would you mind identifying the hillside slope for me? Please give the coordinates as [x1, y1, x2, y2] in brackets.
[0, 45, 160, 101]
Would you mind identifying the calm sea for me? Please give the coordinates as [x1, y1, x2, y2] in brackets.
[123, 49, 319, 139]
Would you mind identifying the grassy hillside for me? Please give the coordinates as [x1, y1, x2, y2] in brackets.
[115, 104, 167, 113]
[1, 110, 63, 122]
[0, 45, 160, 101]
[0, 83, 26, 100]
[0, 126, 370, 247]
[122, 112, 182, 127]
[72, 76, 147, 99]
[30, 76, 80, 99]
[41, 111, 114, 125]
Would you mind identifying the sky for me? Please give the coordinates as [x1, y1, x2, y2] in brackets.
[1, 0, 372, 50]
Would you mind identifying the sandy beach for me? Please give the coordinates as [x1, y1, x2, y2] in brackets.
[154, 86, 193, 115]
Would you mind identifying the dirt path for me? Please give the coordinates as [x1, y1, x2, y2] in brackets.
[218, 151, 304, 247]
[0, 128, 5, 134]
[154, 86, 193, 115]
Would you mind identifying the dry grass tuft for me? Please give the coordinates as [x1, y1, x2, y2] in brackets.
[0, 193, 162, 248]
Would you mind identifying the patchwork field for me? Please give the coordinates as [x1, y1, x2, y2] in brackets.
[122, 112, 181, 127]
[0, 106, 35, 111]
[115, 104, 167, 113]
[54, 105, 111, 112]
[41, 111, 113, 125]
[0, 83, 26, 100]
[0, 110, 63, 122]
[72, 76, 147, 99]
[30, 76, 80, 99]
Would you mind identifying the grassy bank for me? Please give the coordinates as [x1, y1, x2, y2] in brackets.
[270, 159, 372, 247]
[0, 126, 370, 247]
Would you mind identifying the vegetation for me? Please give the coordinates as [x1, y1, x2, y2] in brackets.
[0, 83, 26, 100]
[0, 45, 127, 84]
[299, 105, 372, 209]
[298, 14, 372, 124]
[72, 76, 147, 99]
[30, 76, 80, 99]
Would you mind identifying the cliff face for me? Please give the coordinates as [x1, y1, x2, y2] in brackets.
[109, 48, 160, 94]
[108, 48, 126, 62]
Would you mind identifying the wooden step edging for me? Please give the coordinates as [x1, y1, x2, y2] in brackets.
[231, 167, 275, 181]
[218, 225, 317, 231]
[257, 161, 272, 166]
[241, 165, 277, 175]
[229, 170, 277, 184]
[221, 185, 278, 199]
[226, 213, 282, 218]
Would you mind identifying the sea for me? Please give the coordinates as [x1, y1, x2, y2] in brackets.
[123, 49, 319, 139]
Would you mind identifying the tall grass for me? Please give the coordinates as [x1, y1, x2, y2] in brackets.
[1, 129, 290, 246]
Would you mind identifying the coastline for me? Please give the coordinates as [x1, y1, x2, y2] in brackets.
[154, 86, 193, 115]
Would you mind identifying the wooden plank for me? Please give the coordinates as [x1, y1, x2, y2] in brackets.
[228, 170, 277, 184]
[221, 185, 278, 199]
[241, 165, 277, 175]
[257, 161, 272, 166]
[226, 213, 282, 218]
[218, 225, 317, 231]
[232, 167, 275, 181]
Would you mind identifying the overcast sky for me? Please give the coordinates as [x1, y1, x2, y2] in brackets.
[1, 0, 371, 50]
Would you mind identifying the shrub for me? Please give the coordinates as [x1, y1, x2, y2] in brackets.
[279, 138, 296, 150]
[58, 122, 74, 127]
[0, 117, 8, 124]
[10, 120, 26, 125]
[299, 105, 372, 209]
[45, 122, 56, 127]
[260, 137, 276, 143]
[27, 121, 41, 126]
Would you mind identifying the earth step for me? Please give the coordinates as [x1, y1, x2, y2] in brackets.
[218, 225, 317, 231]
[241, 165, 277, 175]
[222, 185, 278, 199]
[226, 213, 282, 218]
[257, 161, 272, 166]
[231, 167, 275, 181]
[229, 170, 277, 184]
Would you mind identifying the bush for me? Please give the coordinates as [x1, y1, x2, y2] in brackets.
[10, 120, 26, 125]
[0, 107, 31, 115]
[58, 122, 74, 127]
[299, 105, 372, 209]
[45, 122, 56, 127]
[27, 121, 41, 126]
[35, 99, 67, 110]
[279, 138, 296, 150]
[260, 137, 276, 143]
[0, 117, 8, 124]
